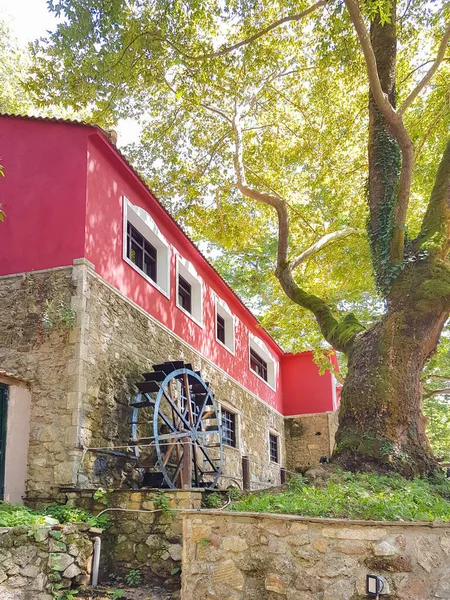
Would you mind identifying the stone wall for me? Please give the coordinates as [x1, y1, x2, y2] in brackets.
[66, 489, 201, 583]
[0, 267, 80, 500]
[0, 523, 96, 600]
[181, 511, 450, 599]
[285, 412, 338, 471]
[76, 267, 286, 491]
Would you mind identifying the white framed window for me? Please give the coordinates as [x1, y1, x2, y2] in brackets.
[123, 197, 170, 298]
[269, 430, 280, 464]
[219, 402, 241, 451]
[176, 257, 203, 326]
[215, 297, 235, 354]
[248, 334, 277, 390]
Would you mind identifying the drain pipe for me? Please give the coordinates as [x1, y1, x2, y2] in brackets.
[91, 536, 102, 587]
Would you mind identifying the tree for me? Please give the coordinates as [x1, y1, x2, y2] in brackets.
[27, 0, 450, 475]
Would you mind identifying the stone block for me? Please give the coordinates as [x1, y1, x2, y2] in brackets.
[213, 560, 244, 590]
[48, 553, 74, 572]
[265, 573, 290, 594]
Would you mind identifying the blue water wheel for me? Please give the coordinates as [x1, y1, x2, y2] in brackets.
[130, 361, 223, 489]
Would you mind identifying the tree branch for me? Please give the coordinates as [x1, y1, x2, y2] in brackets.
[231, 112, 364, 353]
[186, 1, 327, 60]
[399, 22, 450, 114]
[291, 228, 365, 270]
[417, 137, 450, 258]
[344, 0, 414, 263]
[424, 388, 450, 398]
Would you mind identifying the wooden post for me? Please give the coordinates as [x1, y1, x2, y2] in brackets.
[242, 455, 250, 491]
[182, 438, 192, 490]
[280, 467, 286, 485]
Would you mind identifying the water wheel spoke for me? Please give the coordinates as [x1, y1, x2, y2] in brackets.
[194, 438, 219, 471]
[195, 392, 214, 431]
[161, 388, 191, 430]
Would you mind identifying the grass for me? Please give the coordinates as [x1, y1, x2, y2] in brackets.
[228, 470, 450, 522]
[0, 501, 108, 528]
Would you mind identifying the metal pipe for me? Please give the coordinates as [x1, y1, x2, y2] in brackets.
[91, 536, 102, 587]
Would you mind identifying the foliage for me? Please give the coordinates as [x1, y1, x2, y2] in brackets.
[229, 470, 450, 521]
[52, 586, 79, 600]
[153, 491, 172, 514]
[108, 590, 126, 600]
[42, 296, 77, 329]
[44, 503, 109, 530]
[0, 502, 45, 527]
[204, 492, 223, 508]
[124, 569, 142, 587]
[93, 487, 111, 506]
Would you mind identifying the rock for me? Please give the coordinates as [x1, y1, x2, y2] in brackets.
[7, 575, 28, 588]
[28, 572, 46, 591]
[63, 563, 82, 578]
[168, 544, 182, 561]
[34, 528, 49, 543]
[265, 573, 290, 594]
[48, 552, 74, 572]
[213, 560, 244, 590]
[374, 540, 398, 557]
[223, 536, 248, 552]
[68, 544, 79, 557]
[323, 578, 355, 600]
[304, 466, 327, 482]
[20, 564, 40, 577]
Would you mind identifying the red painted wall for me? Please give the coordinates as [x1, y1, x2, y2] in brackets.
[281, 352, 336, 416]
[84, 134, 283, 410]
[0, 117, 88, 275]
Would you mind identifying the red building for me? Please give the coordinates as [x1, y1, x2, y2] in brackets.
[0, 114, 339, 500]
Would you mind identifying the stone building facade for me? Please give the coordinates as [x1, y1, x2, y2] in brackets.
[0, 114, 339, 502]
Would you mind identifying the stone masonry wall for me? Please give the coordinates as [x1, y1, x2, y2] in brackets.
[285, 412, 338, 471]
[66, 489, 201, 583]
[0, 268, 81, 499]
[0, 523, 95, 600]
[76, 268, 285, 491]
[182, 511, 450, 600]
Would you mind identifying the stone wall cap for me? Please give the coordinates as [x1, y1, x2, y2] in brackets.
[182, 509, 450, 529]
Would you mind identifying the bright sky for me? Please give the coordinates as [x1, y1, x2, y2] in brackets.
[0, 0, 58, 45]
[1, 0, 140, 147]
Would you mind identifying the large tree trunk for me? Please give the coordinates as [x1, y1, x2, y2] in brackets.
[334, 260, 450, 475]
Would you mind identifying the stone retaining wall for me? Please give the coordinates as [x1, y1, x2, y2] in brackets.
[0, 523, 96, 600]
[181, 510, 450, 599]
[66, 489, 201, 583]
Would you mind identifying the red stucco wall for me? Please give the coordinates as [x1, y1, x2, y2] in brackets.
[281, 352, 337, 416]
[0, 116, 88, 275]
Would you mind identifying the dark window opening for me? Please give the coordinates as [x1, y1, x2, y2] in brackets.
[217, 313, 225, 344]
[221, 409, 236, 448]
[269, 433, 278, 463]
[250, 348, 268, 381]
[178, 275, 192, 314]
[127, 222, 157, 283]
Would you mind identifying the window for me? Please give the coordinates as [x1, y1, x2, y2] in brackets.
[178, 275, 192, 313]
[248, 334, 277, 389]
[269, 433, 279, 463]
[127, 223, 157, 282]
[216, 314, 225, 344]
[123, 198, 170, 297]
[176, 258, 203, 325]
[250, 348, 268, 381]
[215, 298, 235, 353]
[221, 409, 236, 448]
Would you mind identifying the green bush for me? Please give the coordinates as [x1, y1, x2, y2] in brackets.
[229, 470, 450, 522]
[0, 501, 108, 529]
[204, 492, 223, 508]
[44, 504, 109, 529]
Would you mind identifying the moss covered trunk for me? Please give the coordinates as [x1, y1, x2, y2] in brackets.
[334, 261, 450, 475]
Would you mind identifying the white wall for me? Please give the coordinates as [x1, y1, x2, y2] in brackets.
[4, 385, 31, 504]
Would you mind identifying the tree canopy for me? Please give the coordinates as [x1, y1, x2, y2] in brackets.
[25, 0, 450, 353]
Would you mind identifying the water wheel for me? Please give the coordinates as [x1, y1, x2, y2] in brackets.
[130, 361, 223, 489]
